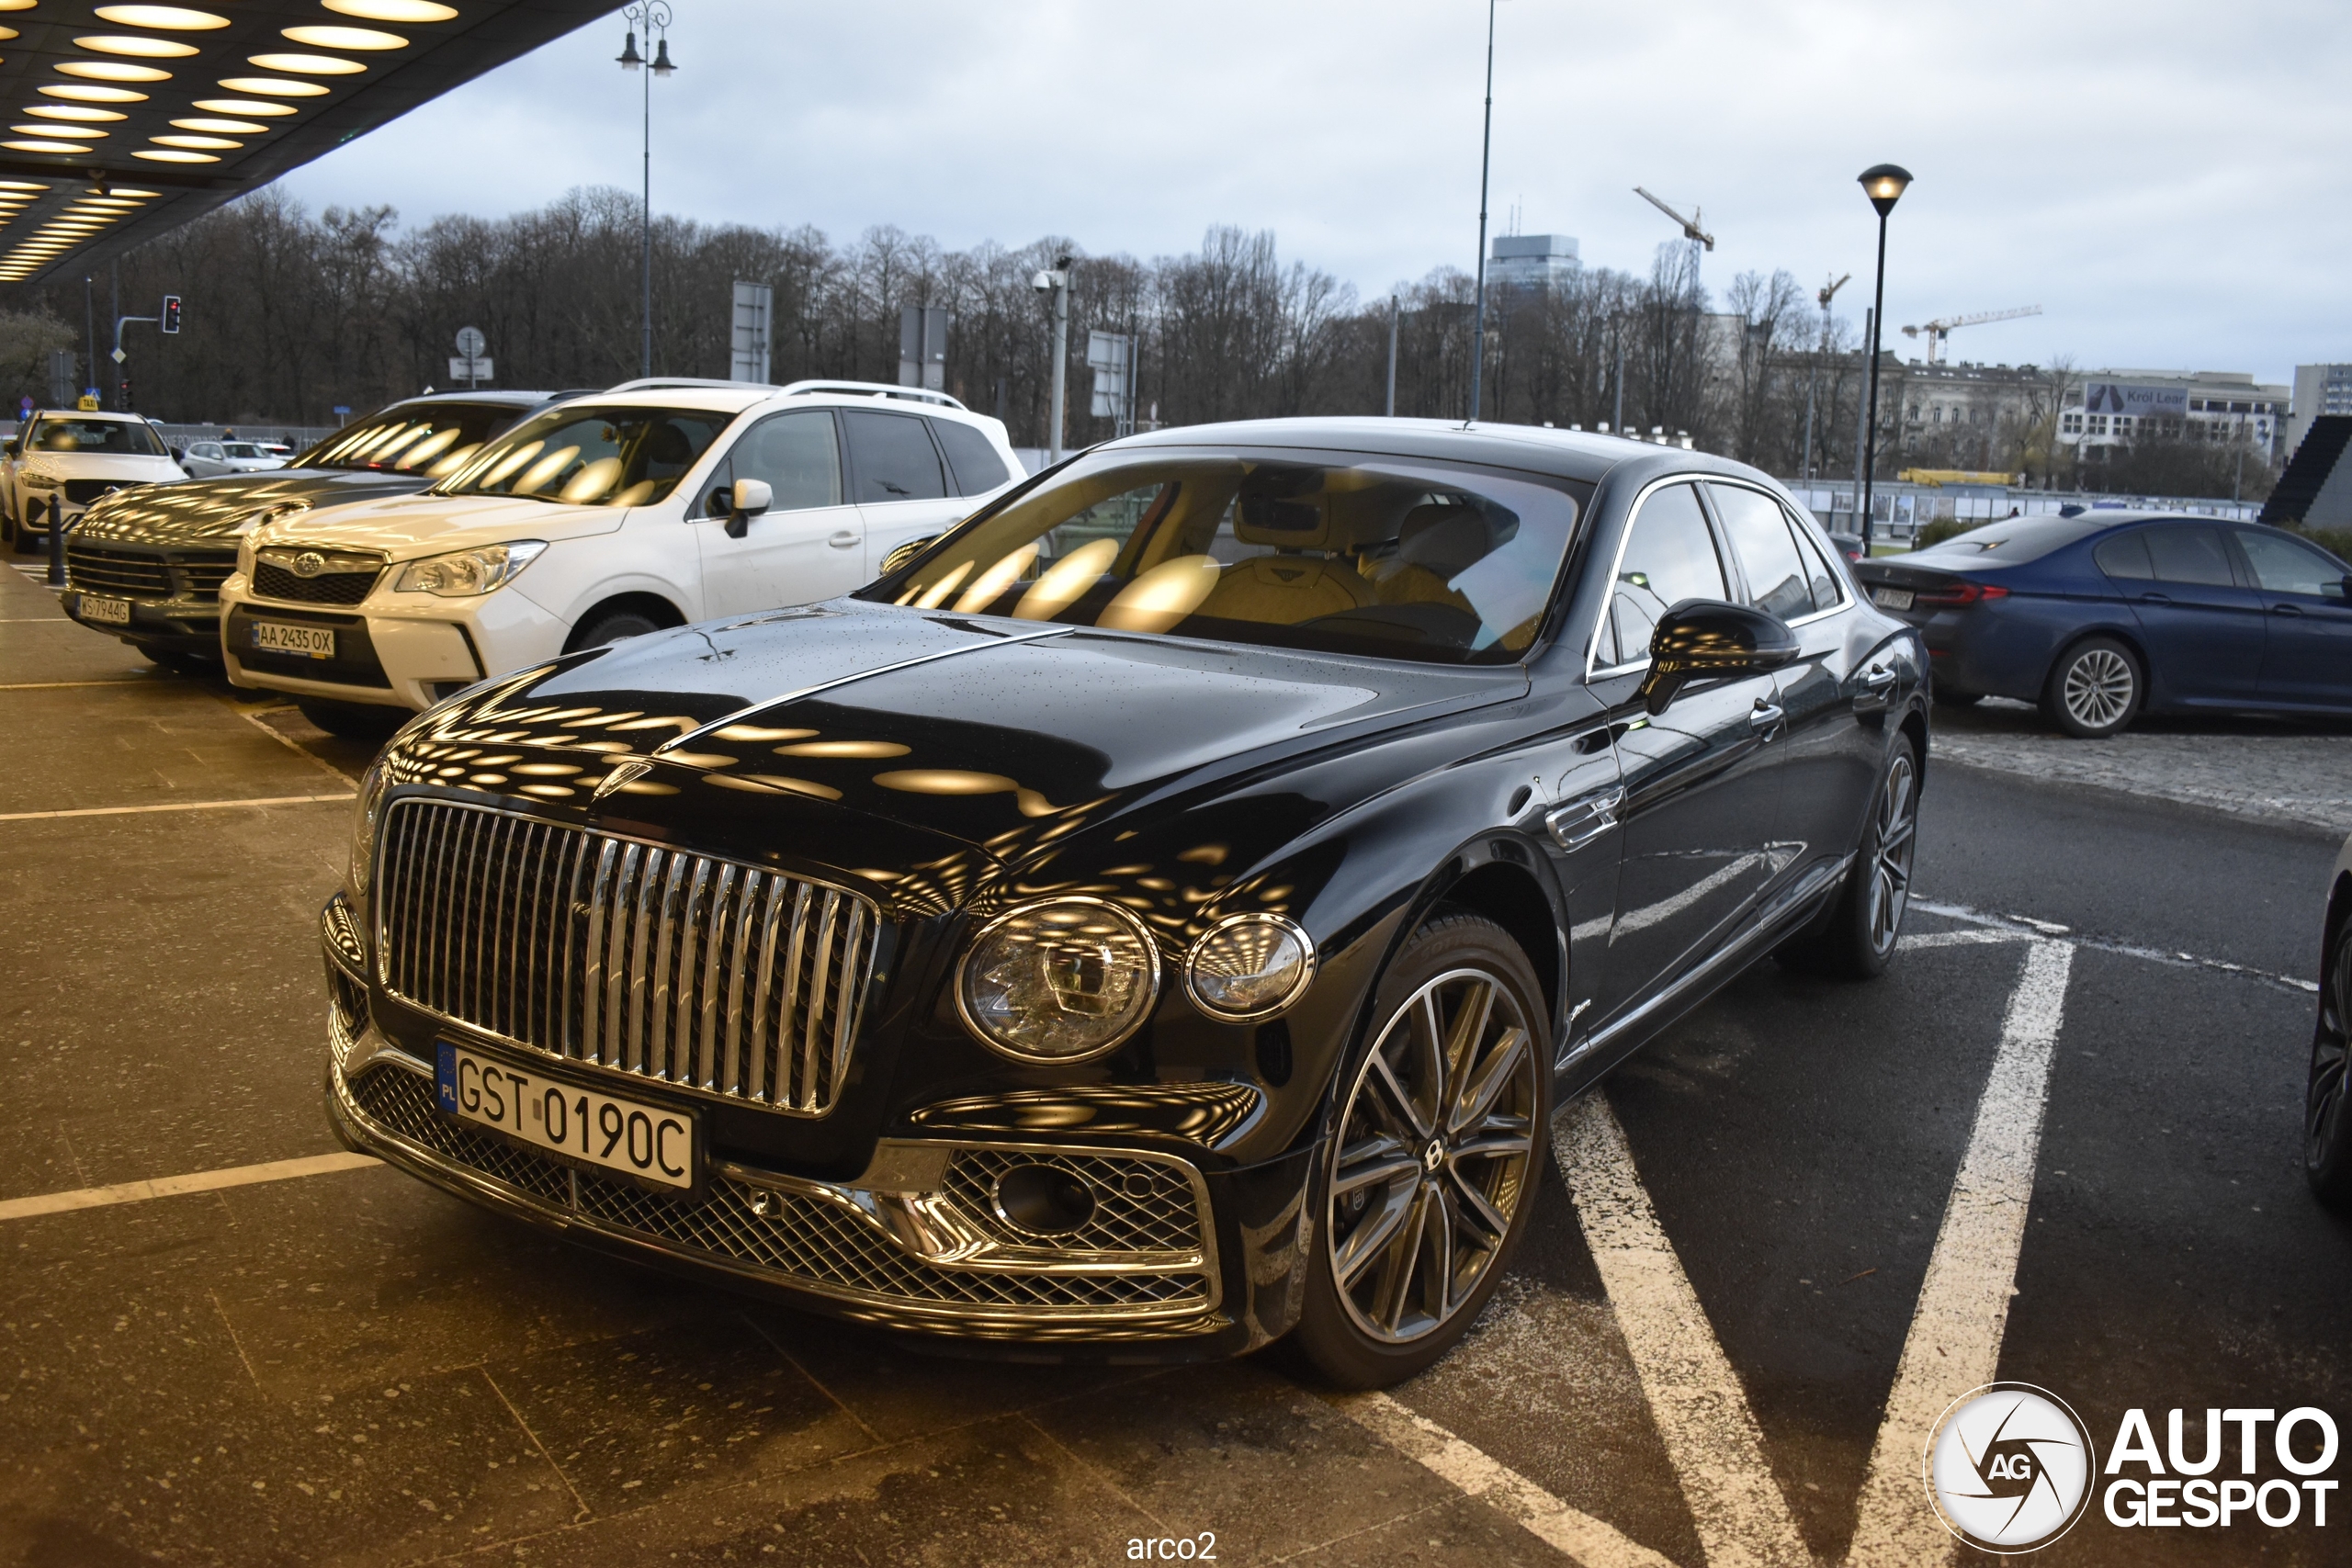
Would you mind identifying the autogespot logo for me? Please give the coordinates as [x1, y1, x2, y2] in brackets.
[1924, 1383, 2098, 1552]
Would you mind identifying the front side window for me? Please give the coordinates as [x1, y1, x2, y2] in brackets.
[296, 402, 534, 478]
[29, 417, 165, 457]
[435, 405, 729, 507]
[1708, 482, 1815, 622]
[722, 411, 842, 513]
[843, 410, 946, 502]
[1599, 482, 1726, 670]
[866, 448, 1587, 666]
[2237, 529, 2348, 598]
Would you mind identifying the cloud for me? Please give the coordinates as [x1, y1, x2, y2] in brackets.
[279, 0, 2352, 384]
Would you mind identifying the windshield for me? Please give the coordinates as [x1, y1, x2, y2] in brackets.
[28, 417, 165, 457]
[432, 404, 730, 507]
[295, 401, 533, 477]
[864, 448, 1589, 665]
[1908, 515, 2108, 564]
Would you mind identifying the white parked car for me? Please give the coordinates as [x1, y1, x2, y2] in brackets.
[181, 439, 291, 478]
[2, 410, 187, 551]
[218, 379, 1024, 734]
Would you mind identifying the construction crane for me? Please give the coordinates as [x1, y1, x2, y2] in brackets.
[1634, 187, 1713, 284]
[1900, 305, 2041, 366]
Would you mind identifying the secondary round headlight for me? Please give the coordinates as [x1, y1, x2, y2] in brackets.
[956, 897, 1161, 1063]
[349, 755, 390, 897]
[1183, 913, 1316, 1021]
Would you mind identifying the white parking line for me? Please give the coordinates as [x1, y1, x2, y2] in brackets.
[1917, 896, 2316, 994]
[1844, 939, 2075, 1567]
[0, 1151, 380, 1222]
[0, 791, 354, 822]
[1554, 1094, 1812, 1568]
[0, 678, 150, 691]
[1333, 1391, 1679, 1568]
[1898, 928, 2028, 952]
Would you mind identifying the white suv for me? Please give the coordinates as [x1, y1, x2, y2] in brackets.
[218, 381, 1023, 732]
[2, 410, 187, 550]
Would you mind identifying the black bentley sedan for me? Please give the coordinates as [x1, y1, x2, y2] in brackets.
[322, 418, 1928, 1385]
[59, 390, 555, 669]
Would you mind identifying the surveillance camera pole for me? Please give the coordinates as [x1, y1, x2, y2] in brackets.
[1038, 258, 1072, 466]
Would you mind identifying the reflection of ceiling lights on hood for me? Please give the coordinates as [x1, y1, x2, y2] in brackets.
[75, 34, 200, 57]
[58, 60, 175, 82]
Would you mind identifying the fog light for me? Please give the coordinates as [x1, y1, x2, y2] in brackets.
[992, 1163, 1096, 1237]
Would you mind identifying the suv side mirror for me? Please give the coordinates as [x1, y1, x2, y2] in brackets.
[722, 477, 774, 539]
[1639, 599, 1800, 715]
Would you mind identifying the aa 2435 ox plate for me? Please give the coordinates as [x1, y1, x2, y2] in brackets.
[435, 1041, 697, 1190]
[251, 621, 334, 659]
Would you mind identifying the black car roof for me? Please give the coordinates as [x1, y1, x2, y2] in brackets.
[1107, 415, 1780, 491]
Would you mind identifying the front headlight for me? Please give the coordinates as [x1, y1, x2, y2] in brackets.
[956, 898, 1161, 1063]
[391, 540, 547, 597]
[22, 471, 57, 491]
[349, 755, 391, 897]
[1183, 913, 1316, 1021]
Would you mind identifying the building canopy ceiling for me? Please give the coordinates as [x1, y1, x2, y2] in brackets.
[0, 0, 618, 289]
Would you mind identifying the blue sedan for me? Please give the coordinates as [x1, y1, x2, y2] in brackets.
[1852, 511, 2352, 737]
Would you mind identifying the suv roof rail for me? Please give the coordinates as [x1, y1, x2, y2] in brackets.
[602, 377, 778, 394]
[780, 379, 968, 411]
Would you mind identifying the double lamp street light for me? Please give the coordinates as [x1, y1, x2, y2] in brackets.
[618, 3, 676, 381]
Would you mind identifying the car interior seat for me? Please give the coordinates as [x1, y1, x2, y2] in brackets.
[1193, 470, 1377, 625]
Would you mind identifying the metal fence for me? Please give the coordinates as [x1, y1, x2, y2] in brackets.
[1780, 479, 2260, 547]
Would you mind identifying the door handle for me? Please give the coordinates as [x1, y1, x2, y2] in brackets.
[1854, 663, 1897, 713]
[1861, 665, 1897, 689]
[2137, 592, 2173, 604]
[828, 530, 859, 549]
[2271, 603, 2305, 617]
[1545, 786, 1624, 851]
[1749, 701, 1786, 732]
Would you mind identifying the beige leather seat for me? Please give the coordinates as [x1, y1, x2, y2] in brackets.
[1373, 503, 1489, 616]
[1193, 485, 1376, 626]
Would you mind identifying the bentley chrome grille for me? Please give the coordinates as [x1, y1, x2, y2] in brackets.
[376, 797, 879, 1115]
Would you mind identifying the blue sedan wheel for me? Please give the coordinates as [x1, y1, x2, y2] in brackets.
[2042, 636, 2143, 739]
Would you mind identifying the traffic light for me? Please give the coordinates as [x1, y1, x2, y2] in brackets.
[160, 295, 181, 334]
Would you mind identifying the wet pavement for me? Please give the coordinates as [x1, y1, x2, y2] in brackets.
[3, 556, 2346, 1566]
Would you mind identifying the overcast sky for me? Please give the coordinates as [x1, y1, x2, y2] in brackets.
[277, 0, 2351, 388]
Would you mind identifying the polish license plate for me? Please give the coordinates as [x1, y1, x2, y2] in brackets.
[435, 1042, 695, 1190]
[1871, 587, 1915, 612]
[78, 593, 131, 625]
[251, 620, 335, 659]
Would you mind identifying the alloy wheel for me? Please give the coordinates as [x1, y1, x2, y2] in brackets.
[1868, 750, 1918, 956]
[2309, 929, 2352, 1175]
[1327, 966, 1538, 1345]
[2062, 648, 2133, 730]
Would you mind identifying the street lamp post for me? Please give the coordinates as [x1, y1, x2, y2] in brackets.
[618, 4, 675, 380]
[1465, 0, 1497, 425]
[1856, 164, 1911, 555]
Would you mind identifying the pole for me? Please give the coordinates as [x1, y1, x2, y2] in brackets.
[1612, 341, 1624, 433]
[639, 40, 651, 379]
[1385, 295, 1398, 416]
[1465, 0, 1496, 425]
[82, 276, 94, 407]
[109, 261, 121, 411]
[1852, 306, 1872, 534]
[1860, 211, 1891, 553]
[1047, 274, 1069, 466]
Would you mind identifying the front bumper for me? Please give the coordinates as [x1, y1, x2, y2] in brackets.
[220, 571, 552, 710]
[58, 539, 237, 651]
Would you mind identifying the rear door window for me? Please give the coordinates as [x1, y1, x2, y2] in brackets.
[1600, 482, 1727, 670]
[2143, 525, 2236, 587]
[930, 418, 1010, 494]
[842, 411, 946, 502]
[1708, 482, 1815, 621]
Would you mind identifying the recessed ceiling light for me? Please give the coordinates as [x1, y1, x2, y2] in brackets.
[325, 1, 457, 21]
[2, 140, 94, 153]
[217, 76, 328, 96]
[25, 106, 130, 122]
[151, 133, 238, 149]
[58, 61, 174, 82]
[15, 124, 107, 138]
[0, 28, 17, 42]
[134, 148, 217, 161]
[95, 6, 232, 28]
[109, 187, 161, 197]
[246, 52, 366, 74]
[41, 85, 151, 102]
[172, 117, 266, 134]
[0, 2, 34, 11]
[75, 34, 200, 58]
[281, 25, 407, 50]
[0, 180, 51, 191]
[196, 97, 298, 116]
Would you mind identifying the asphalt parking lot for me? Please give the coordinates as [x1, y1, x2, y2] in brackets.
[3, 556, 2346, 1568]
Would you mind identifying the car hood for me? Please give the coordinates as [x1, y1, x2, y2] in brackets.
[413, 601, 1526, 883]
[253, 490, 627, 557]
[19, 453, 182, 483]
[72, 468, 432, 546]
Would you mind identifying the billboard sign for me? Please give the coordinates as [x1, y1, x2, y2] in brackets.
[2084, 382, 2187, 419]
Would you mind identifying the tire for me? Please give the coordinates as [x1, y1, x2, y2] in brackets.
[571, 607, 666, 649]
[1293, 910, 1551, 1389]
[2306, 910, 2352, 1208]
[2041, 636, 2142, 739]
[1779, 733, 1920, 979]
[295, 697, 406, 741]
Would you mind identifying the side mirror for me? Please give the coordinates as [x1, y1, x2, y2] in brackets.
[722, 477, 774, 539]
[1638, 599, 1800, 716]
